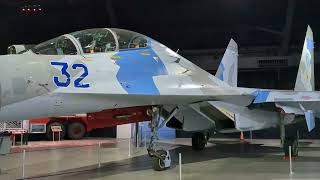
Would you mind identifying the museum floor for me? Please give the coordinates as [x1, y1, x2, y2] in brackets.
[1, 138, 320, 180]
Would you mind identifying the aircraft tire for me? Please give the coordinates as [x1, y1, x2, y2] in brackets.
[46, 122, 66, 140]
[151, 150, 168, 171]
[67, 122, 86, 140]
[152, 157, 166, 171]
[192, 132, 206, 151]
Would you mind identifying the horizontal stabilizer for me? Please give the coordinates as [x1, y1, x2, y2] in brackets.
[304, 110, 315, 132]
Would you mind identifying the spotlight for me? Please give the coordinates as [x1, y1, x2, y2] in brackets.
[20, 4, 43, 14]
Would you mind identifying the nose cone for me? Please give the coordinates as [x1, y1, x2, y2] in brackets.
[0, 54, 51, 107]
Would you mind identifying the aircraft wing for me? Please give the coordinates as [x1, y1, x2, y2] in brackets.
[208, 101, 279, 131]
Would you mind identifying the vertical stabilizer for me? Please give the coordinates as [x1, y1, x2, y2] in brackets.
[215, 39, 238, 87]
[294, 25, 314, 91]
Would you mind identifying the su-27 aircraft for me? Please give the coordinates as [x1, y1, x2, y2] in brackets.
[0, 26, 318, 170]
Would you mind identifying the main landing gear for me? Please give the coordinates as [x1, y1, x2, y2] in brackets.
[192, 132, 209, 151]
[147, 106, 171, 171]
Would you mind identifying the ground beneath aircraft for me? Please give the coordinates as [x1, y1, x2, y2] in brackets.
[1, 138, 320, 180]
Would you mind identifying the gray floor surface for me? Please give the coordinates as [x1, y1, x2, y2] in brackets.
[1, 138, 320, 180]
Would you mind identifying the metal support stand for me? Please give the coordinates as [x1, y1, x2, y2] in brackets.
[296, 130, 299, 146]
[144, 130, 147, 148]
[280, 115, 285, 147]
[22, 149, 26, 179]
[289, 146, 293, 175]
[13, 134, 16, 146]
[135, 122, 139, 148]
[98, 143, 101, 168]
[128, 138, 131, 157]
[20, 134, 23, 145]
[179, 153, 182, 180]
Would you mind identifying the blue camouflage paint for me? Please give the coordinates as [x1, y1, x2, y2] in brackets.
[250, 90, 260, 97]
[307, 39, 314, 51]
[217, 63, 225, 81]
[253, 91, 270, 104]
[305, 111, 315, 132]
[114, 47, 168, 95]
[306, 39, 314, 65]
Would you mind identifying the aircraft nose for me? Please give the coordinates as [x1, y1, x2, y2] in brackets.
[0, 54, 50, 107]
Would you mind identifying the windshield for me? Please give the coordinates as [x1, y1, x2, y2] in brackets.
[110, 28, 148, 50]
[70, 28, 116, 53]
[31, 36, 77, 55]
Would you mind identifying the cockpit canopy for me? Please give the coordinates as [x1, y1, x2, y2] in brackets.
[31, 28, 149, 55]
[31, 36, 77, 55]
[70, 28, 116, 53]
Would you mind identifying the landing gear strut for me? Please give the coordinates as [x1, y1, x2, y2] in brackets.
[279, 113, 299, 157]
[147, 106, 171, 171]
[283, 137, 299, 157]
[192, 132, 208, 151]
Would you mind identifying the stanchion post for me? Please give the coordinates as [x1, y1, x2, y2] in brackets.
[128, 138, 131, 157]
[140, 126, 143, 148]
[13, 134, 16, 146]
[179, 153, 182, 180]
[144, 131, 147, 148]
[22, 149, 26, 179]
[289, 145, 293, 175]
[137, 126, 139, 150]
[98, 142, 101, 168]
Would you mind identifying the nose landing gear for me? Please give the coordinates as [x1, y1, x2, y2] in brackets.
[147, 106, 172, 171]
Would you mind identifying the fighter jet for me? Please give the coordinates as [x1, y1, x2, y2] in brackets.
[0, 27, 318, 170]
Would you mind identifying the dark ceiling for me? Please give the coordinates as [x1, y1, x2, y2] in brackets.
[0, 0, 319, 55]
